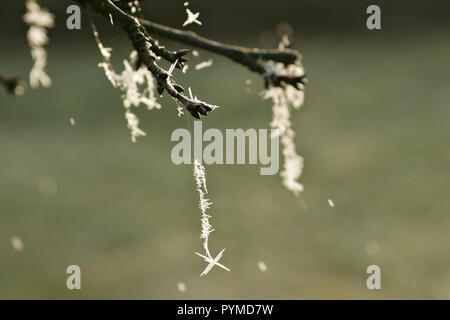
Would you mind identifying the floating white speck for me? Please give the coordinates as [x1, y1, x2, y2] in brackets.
[258, 261, 268, 272]
[365, 240, 380, 257]
[109, 13, 113, 25]
[69, 117, 76, 126]
[183, 9, 202, 27]
[37, 175, 57, 196]
[184, 2, 189, 7]
[195, 59, 213, 71]
[328, 199, 335, 207]
[192, 50, 199, 57]
[177, 282, 187, 292]
[245, 79, 252, 85]
[11, 236, 24, 252]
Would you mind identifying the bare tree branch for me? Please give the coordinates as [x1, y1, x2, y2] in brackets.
[141, 19, 300, 64]
[141, 18, 308, 89]
[75, 0, 307, 90]
[90, 0, 215, 118]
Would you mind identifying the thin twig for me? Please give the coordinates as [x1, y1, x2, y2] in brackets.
[75, 0, 307, 90]
[93, 0, 215, 118]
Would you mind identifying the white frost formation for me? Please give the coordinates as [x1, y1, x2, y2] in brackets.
[195, 59, 213, 71]
[193, 160, 230, 276]
[183, 9, 202, 27]
[92, 25, 161, 142]
[23, 0, 54, 88]
[263, 63, 305, 196]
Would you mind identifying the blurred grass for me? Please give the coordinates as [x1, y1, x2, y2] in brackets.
[0, 30, 449, 299]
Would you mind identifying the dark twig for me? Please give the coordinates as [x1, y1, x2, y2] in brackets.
[140, 19, 307, 88]
[140, 18, 300, 65]
[75, 0, 306, 90]
[97, 0, 215, 118]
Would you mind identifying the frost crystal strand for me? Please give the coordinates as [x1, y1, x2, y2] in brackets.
[193, 160, 230, 276]
[23, 0, 54, 88]
[92, 24, 161, 142]
[263, 62, 305, 196]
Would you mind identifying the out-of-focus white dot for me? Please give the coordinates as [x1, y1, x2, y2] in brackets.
[37, 175, 58, 197]
[328, 199, 335, 208]
[11, 236, 24, 252]
[192, 50, 199, 57]
[258, 261, 268, 272]
[15, 84, 25, 96]
[184, 2, 189, 7]
[366, 240, 380, 257]
[70, 117, 76, 126]
[276, 21, 294, 37]
[177, 282, 187, 293]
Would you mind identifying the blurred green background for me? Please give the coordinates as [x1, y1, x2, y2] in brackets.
[0, 0, 449, 299]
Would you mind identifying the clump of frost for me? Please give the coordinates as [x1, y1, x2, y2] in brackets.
[263, 63, 305, 196]
[23, 0, 54, 88]
[92, 25, 161, 142]
[193, 160, 230, 276]
[183, 9, 202, 27]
